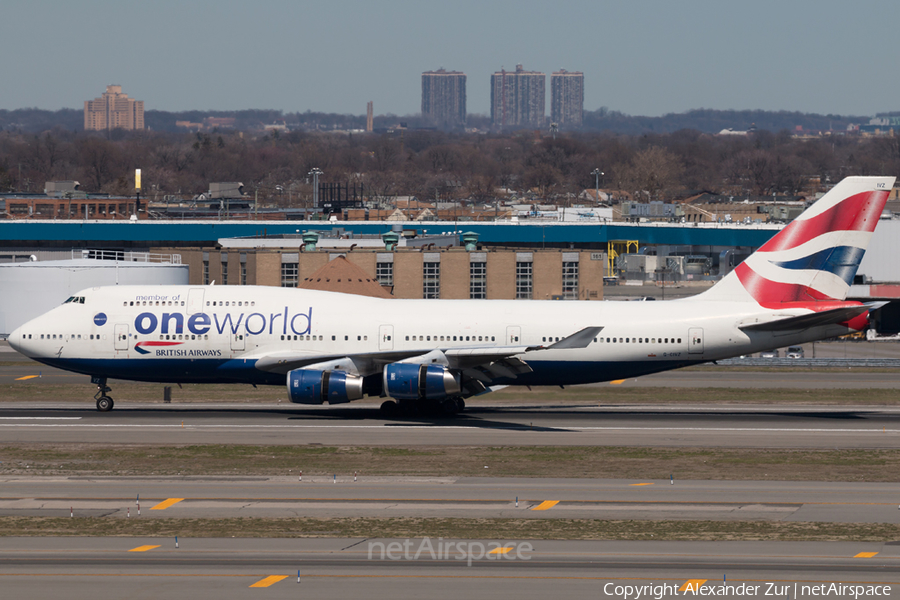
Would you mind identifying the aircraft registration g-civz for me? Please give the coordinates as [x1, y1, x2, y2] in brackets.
[9, 176, 895, 415]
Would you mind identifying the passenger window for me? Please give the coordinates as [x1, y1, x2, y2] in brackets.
[678, 338, 682, 343]
[345, 336, 348, 341]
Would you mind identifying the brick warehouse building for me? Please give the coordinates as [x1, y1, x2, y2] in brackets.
[163, 246, 606, 301]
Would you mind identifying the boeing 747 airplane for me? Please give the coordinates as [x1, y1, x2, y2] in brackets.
[8, 176, 894, 414]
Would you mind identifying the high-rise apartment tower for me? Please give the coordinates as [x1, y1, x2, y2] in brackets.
[490, 65, 545, 130]
[84, 85, 144, 131]
[551, 70, 584, 128]
[421, 69, 467, 130]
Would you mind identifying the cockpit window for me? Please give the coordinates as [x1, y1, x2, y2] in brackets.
[63, 296, 86, 304]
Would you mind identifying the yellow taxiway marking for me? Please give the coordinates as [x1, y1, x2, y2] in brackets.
[14, 375, 39, 381]
[250, 575, 288, 588]
[488, 547, 514, 555]
[150, 498, 184, 510]
[128, 545, 160, 553]
[855, 552, 879, 558]
[679, 579, 707, 592]
[630, 483, 654, 486]
[532, 500, 559, 511]
[610, 379, 626, 385]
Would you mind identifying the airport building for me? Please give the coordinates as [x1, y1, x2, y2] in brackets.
[550, 70, 584, 127]
[421, 69, 467, 130]
[84, 85, 144, 131]
[166, 240, 605, 302]
[0, 250, 186, 337]
[491, 65, 545, 129]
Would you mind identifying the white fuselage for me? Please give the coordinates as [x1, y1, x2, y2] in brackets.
[9, 285, 852, 389]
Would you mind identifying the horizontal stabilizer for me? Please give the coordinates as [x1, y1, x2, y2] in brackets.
[739, 304, 878, 332]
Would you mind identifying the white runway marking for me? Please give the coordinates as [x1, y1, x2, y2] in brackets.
[0, 423, 895, 433]
[0, 417, 82, 420]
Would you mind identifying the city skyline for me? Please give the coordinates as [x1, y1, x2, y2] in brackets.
[2, 1, 899, 118]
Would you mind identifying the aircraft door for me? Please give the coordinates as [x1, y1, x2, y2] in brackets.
[114, 324, 129, 351]
[379, 325, 394, 351]
[231, 331, 246, 351]
[187, 289, 205, 315]
[688, 327, 704, 354]
[506, 326, 521, 345]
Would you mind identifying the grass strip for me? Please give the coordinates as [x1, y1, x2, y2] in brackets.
[0, 516, 897, 542]
[1, 444, 898, 481]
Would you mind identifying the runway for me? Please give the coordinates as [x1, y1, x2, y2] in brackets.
[0, 538, 896, 600]
[3, 339, 900, 390]
[1, 476, 899, 522]
[0, 402, 898, 448]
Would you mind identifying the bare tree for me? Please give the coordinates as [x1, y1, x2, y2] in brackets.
[619, 146, 684, 201]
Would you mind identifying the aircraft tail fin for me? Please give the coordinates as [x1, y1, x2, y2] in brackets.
[693, 176, 894, 307]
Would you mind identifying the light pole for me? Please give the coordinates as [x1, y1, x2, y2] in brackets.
[591, 168, 604, 205]
[308, 168, 323, 210]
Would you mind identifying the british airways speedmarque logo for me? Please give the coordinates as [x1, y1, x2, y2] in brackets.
[134, 341, 183, 355]
[93, 313, 107, 326]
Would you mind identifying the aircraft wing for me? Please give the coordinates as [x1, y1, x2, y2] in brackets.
[738, 303, 884, 333]
[251, 326, 602, 395]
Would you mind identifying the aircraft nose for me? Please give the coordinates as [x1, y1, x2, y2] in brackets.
[7, 326, 24, 354]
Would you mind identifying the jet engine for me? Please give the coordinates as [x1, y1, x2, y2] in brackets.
[287, 369, 364, 405]
[383, 363, 461, 400]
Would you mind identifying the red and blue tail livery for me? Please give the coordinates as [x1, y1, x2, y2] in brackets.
[700, 177, 893, 307]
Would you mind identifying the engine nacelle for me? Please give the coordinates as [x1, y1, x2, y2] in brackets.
[287, 369, 364, 405]
[383, 363, 460, 401]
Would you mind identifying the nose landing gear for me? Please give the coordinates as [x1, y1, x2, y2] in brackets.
[91, 377, 114, 412]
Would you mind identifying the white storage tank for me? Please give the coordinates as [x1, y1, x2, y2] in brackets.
[0, 252, 188, 338]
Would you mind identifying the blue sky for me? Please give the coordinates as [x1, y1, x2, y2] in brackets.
[2, 0, 898, 117]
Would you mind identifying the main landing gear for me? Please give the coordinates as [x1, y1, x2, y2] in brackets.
[92, 377, 114, 412]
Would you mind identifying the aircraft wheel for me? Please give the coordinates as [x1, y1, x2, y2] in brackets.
[380, 400, 399, 418]
[440, 398, 461, 415]
[96, 396, 113, 412]
[457, 398, 465, 412]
